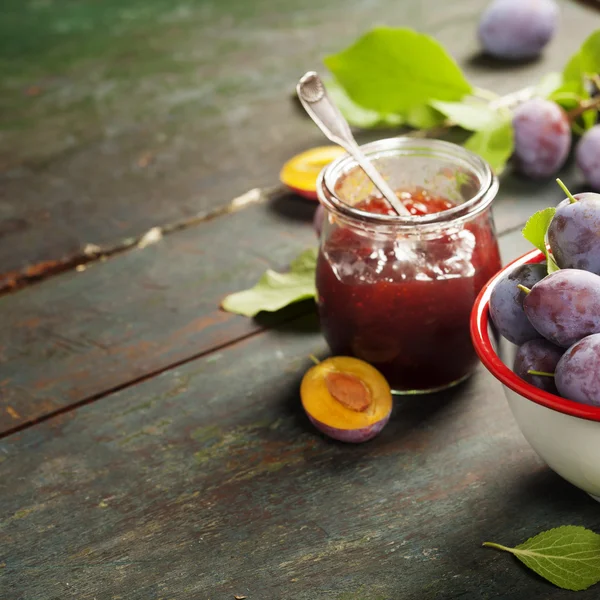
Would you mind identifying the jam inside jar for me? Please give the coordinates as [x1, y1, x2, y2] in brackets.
[316, 138, 501, 394]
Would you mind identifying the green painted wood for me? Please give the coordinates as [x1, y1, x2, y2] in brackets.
[0, 186, 550, 435]
[0, 0, 597, 279]
[1, 312, 599, 599]
[0, 194, 317, 433]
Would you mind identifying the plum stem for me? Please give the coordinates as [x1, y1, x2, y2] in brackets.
[517, 284, 531, 295]
[556, 179, 577, 204]
[566, 93, 600, 121]
[527, 369, 555, 378]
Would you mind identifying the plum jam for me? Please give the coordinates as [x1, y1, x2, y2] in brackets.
[316, 138, 501, 393]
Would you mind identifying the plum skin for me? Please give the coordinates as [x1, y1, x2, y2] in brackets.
[556, 333, 600, 406]
[547, 192, 600, 275]
[523, 269, 600, 348]
[512, 98, 571, 179]
[489, 262, 546, 345]
[576, 125, 600, 191]
[307, 412, 390, 443]
[478, 0, 558, 60]
[513, 338, 563, 394]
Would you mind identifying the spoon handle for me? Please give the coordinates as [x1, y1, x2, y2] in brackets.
[296, 72, 410, 217]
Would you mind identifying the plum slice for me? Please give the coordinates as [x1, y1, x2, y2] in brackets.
[301, 356, 392, 443]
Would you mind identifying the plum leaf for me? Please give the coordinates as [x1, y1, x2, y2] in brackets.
[324, 27, 472, 115]
[430, 100, 500, 131]
[484, 526, 600, 591]
[221, 248, 317, 317]
[464, 117, 514, 173]
[325, 78, 404, 129]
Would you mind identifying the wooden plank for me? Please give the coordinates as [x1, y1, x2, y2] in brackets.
[0, 179, 555, 435]
[0, 177, 568, 436]
[1, 311, 599, 599]
[0, 193, 317, 433]
[1, 0, 597, 278]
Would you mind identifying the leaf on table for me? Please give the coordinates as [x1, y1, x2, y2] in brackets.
[325, 78, 404, 129]
[464, 117, 514, 173]
[324, 27, 472, 116]
[220, 248, 318, 317]
[430, 99, 500, 131]
[484, 526, 600, 591]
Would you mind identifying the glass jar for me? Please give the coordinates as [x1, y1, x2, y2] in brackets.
[316, 137, 501, 394]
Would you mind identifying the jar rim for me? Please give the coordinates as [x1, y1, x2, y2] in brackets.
[317, 137, 498, 231]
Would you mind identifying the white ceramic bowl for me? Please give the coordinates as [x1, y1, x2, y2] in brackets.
[471, 249, 600, 502]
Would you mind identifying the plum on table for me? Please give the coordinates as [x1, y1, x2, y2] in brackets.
[512, 99, 571, 179]
[478, 0, 558, 60]
[576, 125, 600, 191]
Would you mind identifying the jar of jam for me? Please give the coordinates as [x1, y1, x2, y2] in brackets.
[316, 138, 501, 394]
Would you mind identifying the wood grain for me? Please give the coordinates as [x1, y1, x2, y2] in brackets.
[0, 183, 550, 435]
[1, 0, 597, 278]
[1, 312, 599, 600]
[0, 193, 316, 433]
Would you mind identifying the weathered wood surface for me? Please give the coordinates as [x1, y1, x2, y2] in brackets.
[0, 183, 557, 436]
[1, 312, 599, 600]
[1, 0, 598, 280]
[0, 193, 316, 434]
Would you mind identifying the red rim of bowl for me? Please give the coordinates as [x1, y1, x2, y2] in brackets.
[470, 249, 600, 423]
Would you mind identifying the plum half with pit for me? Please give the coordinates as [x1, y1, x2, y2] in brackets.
[300, 356, 392, 443]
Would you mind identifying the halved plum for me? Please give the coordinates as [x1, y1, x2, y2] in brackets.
[300, 356, 392, 443]
[279, 146, 346, 200]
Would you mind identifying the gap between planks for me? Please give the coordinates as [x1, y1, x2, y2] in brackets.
[0, 185, 281, 296]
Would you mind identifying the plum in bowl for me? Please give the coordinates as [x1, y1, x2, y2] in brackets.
[471, 249, 600, 502]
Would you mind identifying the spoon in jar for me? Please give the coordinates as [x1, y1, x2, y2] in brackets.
[296, 71, 411, 217]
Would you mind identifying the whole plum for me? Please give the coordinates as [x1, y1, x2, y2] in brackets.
[489, 262, 546, 345]
[512, 99, 571, 179]
[523, 269, 600, 347]
[576, 125, 600, 191]
[556, 333, 600, 406]
[478, 0, 558, 60]
[547, 192, 600, 274]
[513, 338, 563, 394]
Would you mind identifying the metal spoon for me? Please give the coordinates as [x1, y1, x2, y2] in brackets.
[296, 71, 410, 217]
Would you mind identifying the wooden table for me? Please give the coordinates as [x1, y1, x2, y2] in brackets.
[1, 1, 600, 598]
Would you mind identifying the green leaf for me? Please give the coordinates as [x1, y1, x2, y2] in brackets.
[522, 207, 556, 255]
[522, 207, 560, 274]
[326, 78, 404, 129]
[563, 31, 600, 90]
[464, 118, 514, 173]
[535, 72, 564, 99]
[430, 99, 500, 131]
[484, 526, 600, 591]
[221, 248, 317, 317]
[405, 103, 445, 129]
[324, 27, 472, 115]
